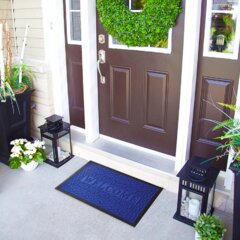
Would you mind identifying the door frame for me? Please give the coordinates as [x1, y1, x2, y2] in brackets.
[42, 0, 239, 185]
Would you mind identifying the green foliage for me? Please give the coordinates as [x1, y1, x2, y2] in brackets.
[194, 214, 226, 240]
[212, 103, 240, 162]
[233, 161, 240, 168]
[0, 81, 16, 102]
[6, 63, 34, 91]
[97, 0, 182, 46]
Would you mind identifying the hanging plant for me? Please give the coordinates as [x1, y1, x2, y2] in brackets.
[97, 0, 182, 47]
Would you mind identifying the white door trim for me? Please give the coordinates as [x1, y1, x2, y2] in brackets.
[44, 0, 203, 160]
[42, 0, 99, 143]
[45, 0, 204, 171]
[175, 0, 203, 171]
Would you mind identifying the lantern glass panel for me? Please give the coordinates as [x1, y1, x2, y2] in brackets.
[42, 135, 71, 163]
[57, 134, 71, 162]
[207, 186, 214, 214]
[180, 189, 202, 221]
[42, 137, 53, 158]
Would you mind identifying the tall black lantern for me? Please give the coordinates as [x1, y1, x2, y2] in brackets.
[38, 114, 74, 168]
[173, 156, 220, 226]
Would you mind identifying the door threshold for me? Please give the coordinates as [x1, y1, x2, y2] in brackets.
[71, 129, 176, 176]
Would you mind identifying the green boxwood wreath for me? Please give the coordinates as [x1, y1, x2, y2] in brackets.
[97, 0, 182, 47]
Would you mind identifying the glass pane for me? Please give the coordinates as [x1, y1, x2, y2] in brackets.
[207, 186, 214, 214]
[180, 189, 202, 221]
[58, 135, 71, 162]
[112, 37, 168, 48]
[42, 137, 54, 160]
[151, 39, 168, 48]
[112, 38, 124, 45]
[70, 12, 81, 41]
[212, 0, 239, 11]
[131, 0, 145, 10]
[70, 0, 80, 10]
[209, 13, 236, 53]
[43, 136, 71, 163]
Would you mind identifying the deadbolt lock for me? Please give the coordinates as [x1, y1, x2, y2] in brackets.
[98, 34, 105, 44]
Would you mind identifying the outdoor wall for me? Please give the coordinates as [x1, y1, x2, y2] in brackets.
[0, 0, 54, 137]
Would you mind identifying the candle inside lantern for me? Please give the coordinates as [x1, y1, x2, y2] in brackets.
[188, 199, 200, 219]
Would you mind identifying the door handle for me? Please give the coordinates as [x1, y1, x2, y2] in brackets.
[97, 50, 106, 84]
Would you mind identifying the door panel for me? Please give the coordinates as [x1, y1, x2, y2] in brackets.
[110, 66, 131, 124]
[97, 1, 185, 155]
[190, 0, 240, 170]
[63, 0, 85, 128]
[144, 71, 168, 133]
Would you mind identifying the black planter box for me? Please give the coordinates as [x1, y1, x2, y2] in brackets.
[230, 161, 240, 240]
[0, 89, 34, 165]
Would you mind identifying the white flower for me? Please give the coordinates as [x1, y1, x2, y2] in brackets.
[11, 146, 22, 155]
[29, 155, 33, 159]
[25, 142, 33, 150]
[19, 139, 27, 145]
[33, 140, 45, 149]
[10, 153, 19, 158]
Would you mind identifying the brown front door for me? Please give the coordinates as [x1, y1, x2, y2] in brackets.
[191, 0, 240, 170]
[97, 1, 185, 155]
[63, 0, 85, 128]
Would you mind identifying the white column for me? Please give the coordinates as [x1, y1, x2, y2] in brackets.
[175, 0, 202, 171]
[81, 0, 99, 143]
[41, 0, 70, 122]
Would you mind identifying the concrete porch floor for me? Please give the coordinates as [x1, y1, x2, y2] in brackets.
[0, 157, 232, 240]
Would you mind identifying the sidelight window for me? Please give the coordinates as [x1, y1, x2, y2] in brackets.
[66, 0, 81, 45]
[203, 0, 240, 59]
[109, 0, 172, 54]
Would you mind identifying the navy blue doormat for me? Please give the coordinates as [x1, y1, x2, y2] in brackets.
[56, 161, 163, 226]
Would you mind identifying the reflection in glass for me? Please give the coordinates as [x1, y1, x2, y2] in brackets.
[70, 12, 81, 41]
[70, 0, 80, 10]
[212, 0, 239, 11]
[112, 37, 168, 48]
[131, 0, 145, 10]
[209, 13, 236, 53]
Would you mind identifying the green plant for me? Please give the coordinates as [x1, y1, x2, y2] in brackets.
[208, 102, 240, 163]
[194, 214, 226, 240]
[0, 21, 33, 106]
[6, 63, 34, 91]
[9, 139, 46, 169]
[97, 0, 182, 47]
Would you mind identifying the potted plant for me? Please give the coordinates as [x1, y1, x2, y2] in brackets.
[0, 21, 35, 165]
[194, 214, 226, 240]
[9, 139, 46, 171]
[206, 101, 240, 239]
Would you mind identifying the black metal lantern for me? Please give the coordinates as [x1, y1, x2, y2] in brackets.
[173, 156, 220, 226]
[38, 114, 74, 168]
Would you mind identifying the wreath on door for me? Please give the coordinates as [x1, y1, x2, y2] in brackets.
[96, 0, 182, 47]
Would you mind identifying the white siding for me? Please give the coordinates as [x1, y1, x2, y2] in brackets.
[0, 0, 54, 137]
[12, 0, 45, 59]
[0, 0, 10, 19]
